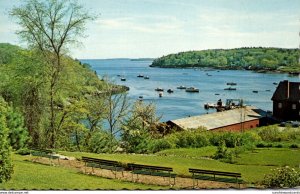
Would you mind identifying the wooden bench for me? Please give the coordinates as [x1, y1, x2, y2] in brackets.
[30, 148, 60, 165]
[128, 163, 176, 185]
[189, 168, 242, 188]
[82, 156, 124, 178]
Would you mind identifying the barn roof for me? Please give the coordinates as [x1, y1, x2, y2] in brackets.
[272, 80, 300, 102]
[168, 106, 266, 130]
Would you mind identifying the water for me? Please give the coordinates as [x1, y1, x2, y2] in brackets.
[81, 59, 299, 122]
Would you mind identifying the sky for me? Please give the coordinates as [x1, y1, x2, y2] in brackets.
[0, 0, 299, 59]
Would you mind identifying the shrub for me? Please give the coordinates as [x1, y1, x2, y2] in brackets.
[213, 140, 234, 163]
[88, 131, 118, 153]
[15, 148, 31, 155]
[257, 126, 281, 142]
[289, 144, 299, 149]
[263, 166, 300, 188]
[147, 139, 174, 153]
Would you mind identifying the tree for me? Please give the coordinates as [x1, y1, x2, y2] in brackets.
[11, 0, 95, 148]
[0, 98, 14, 183]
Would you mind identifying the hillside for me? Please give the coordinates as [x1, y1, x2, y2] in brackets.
[151, 47, 300, 73]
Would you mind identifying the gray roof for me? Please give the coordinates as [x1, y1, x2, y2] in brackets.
[169, 106, 266, 130]
[272, 80, 300, 102]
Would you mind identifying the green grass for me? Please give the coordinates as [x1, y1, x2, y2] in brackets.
[156, 146, 217, 158]
[236, 148, 300, 167]
[0, 154, 166, 190]
[61, 150, 272, 183]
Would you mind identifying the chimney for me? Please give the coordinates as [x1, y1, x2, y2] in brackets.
[284, 80, 289, 99]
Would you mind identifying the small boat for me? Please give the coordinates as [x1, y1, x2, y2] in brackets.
[167, 89, 174, 93]
[155, 88, 164, 92]
[117, 75, 121, 77]
[204, 103, 217, 109]
[177, 86, 186, 89]
[226, 82, 237, 86]
[206, 73, 212, 76]
[159, 92, 163, 97]
[265, 89, 271, 92]
[215, 93, 220, 95]
[137, 74, 144, 78]
[120, 77, 126, 81]
[252, 90, 258, 93]
[273, 82, 278, 85]
[186, 87, 199, 93]
[138, 96, 143, 101]
[224, 87, 237, 90]
[144, 76, 150, 79]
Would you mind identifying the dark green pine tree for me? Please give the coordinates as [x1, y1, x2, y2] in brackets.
[0, 98, 14, 183]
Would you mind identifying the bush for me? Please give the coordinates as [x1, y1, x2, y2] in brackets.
[213, 140, 234, 163]
[263, 166, 300, 188]
[289, 144, 299, 149]
[15, 148, 30, 155]
[88, 131, 118, 153]
[147, 139, 174, 153]
[257, 126, 281, 142]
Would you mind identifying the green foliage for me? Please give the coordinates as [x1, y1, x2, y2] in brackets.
[6, 109, 29, 150]
[213, 140, 234, 163]
[0, 98, 14, 183]
[87, 130, 118, 153]
[263, 166, 300, 188]
[147, 139, 174, 153]
[151, 47, 299, 72]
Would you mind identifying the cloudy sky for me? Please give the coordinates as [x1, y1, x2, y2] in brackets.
[0, 0, 299, 59]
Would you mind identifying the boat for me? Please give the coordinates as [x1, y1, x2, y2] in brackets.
[226, 82, 237, 86]
[177, 86, 186, 89]
[117, 75, 121, 77]
[204, 103, 217, 109]
[167, 89, 174, 93]
[215, 93, 220, 95]
[185, 87, 199, 92]
[159, 92, 163, 97]
[265, 89, 271, 92]
[137, 74, 144, 78]
[252, 90, 258, 93]
[273, 82, 278, 85]
[120, 77, 126, 81]
[224, 87, 237, 90]
[144, 76, 150, 79]
[155, 88, 164, 92]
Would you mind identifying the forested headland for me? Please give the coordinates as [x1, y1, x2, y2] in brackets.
[151, 47, 300, 73]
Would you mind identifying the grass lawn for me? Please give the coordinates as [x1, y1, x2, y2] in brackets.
[61, 150, 272, 184]
[156, 146, 217, 158]
[236, 148, 300, 167]
[0, 154, 167, 190]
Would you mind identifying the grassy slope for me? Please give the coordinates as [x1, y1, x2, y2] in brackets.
[61, 147, 300, 184]
[0, 154, 166, 190]
[61, 150, 271, 183]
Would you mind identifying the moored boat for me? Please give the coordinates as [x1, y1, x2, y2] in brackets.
[177, 86, 186, 89]
[159, 92, 163, 97]
[144, 76, 150, 79]
[155, 88, 164, 92]
[121, 77, 126, 81]
[167, 89, 174, 93]
[137, 74, 144, 78]
[185, 87, 199, 92]
[226, 82, 237, 86]
[224, 87, 236, 90]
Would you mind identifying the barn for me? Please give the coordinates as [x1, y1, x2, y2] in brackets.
[166, 106, 267, 132]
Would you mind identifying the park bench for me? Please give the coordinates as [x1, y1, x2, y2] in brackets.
[128, 163, 176, 185]
[30, 148, 60, 165]
[189, 168, 242, 188]
[82, 156, 125, 178]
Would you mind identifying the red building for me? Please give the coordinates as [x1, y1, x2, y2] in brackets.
[166, 106, 266, 132]
[271, 80, 300, 121]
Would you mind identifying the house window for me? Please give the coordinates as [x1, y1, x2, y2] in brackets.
[292, 104, 296, 110]
[278, 103, 282, 109]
